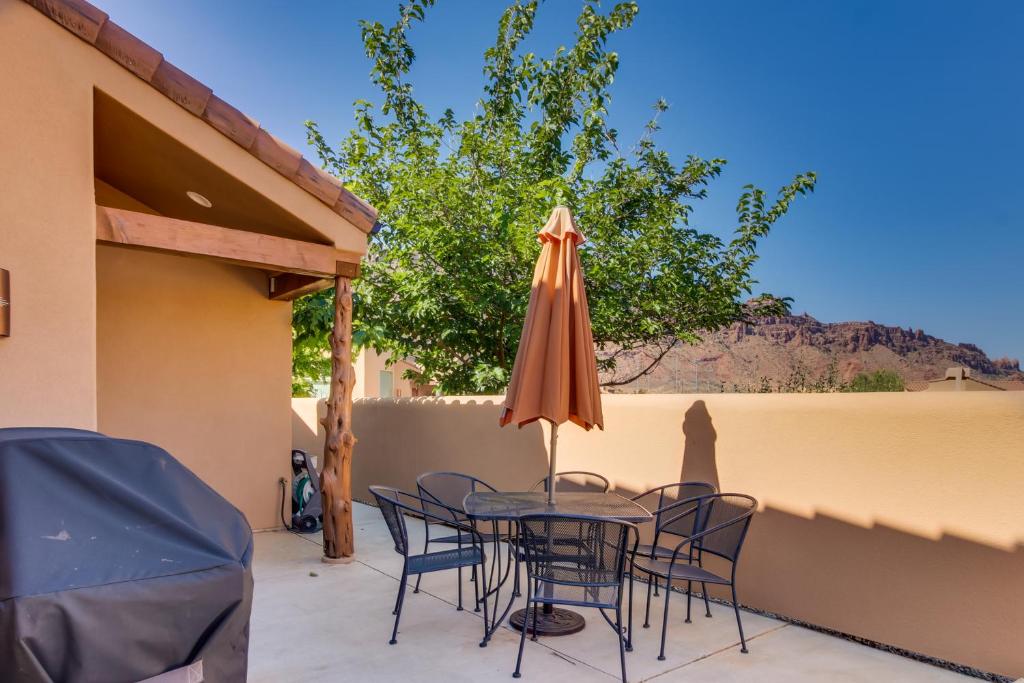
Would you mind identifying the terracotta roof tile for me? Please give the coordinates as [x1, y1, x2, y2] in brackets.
[94, 20, 162, 81]
[150, 60, 213, 117]
[201, 95, 260, 149]
[295, 158, 344, 206]
[23, 0, 378, 234]
[26, 0, 106, 43]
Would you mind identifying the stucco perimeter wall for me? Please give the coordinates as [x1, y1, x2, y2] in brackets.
[0, 0, 101, 427]
[99, 247, 292, 530]
[293, 392, 1024, 677]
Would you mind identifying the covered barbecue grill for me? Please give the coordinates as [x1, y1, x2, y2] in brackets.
[0, 428, 253, 683]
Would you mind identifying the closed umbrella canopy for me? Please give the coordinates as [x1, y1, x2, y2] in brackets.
[500, 206, 603, 501]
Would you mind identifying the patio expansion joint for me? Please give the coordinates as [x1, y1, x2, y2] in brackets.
[640, 622, 791, 682]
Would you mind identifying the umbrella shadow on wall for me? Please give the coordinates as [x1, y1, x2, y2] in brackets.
[679, 400, 721, 492]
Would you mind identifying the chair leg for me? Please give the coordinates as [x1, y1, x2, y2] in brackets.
[685, 580, 692, 623]
[697, 554, 711, 618]
[731, 584, 748, 654]
[473, 560, 482, 612]
[513, 590, 531, 678]
[626, 570, 635, 652]
[530, 588, 540, 641]
[658, 576, 672, 661]
[643, 574, 653, 628]
[478, 560, 490, 647]
[654, 574, 660, 597]
[414, 536, 428, 593]
[390, 568, 409, 645]
[457, 565, 464, 611]
[616, 605, 628, 683]
[513, 549, 522, 597]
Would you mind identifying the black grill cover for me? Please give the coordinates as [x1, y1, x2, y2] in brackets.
[0, 428, 253, 683]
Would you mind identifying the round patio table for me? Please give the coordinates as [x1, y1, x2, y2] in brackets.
[463, 491, 651, 644]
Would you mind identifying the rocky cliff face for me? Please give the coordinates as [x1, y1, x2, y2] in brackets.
[603, 314, 1024, 392]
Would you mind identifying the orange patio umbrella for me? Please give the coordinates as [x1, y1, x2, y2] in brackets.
[499, 206, 603, 504]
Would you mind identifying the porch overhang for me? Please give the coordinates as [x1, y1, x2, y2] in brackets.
[96, 206, 359, 300]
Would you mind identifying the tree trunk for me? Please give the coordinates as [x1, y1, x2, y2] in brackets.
[321, 276, 356, 560]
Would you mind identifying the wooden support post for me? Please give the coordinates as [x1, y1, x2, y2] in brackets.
[321, 276, 356, 562]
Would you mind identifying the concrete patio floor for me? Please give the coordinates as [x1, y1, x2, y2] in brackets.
[249, 502, 974, 682]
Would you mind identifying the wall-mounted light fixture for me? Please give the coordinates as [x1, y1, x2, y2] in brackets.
[0, 268, 9, 337]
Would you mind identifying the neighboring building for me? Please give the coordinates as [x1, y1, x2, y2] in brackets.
[905, 367, 1010, 392]
[0, 0, 375, 529]
[354, 349, 434, 398]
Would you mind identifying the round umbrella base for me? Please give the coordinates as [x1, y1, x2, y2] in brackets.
[509, 607, 585, 636]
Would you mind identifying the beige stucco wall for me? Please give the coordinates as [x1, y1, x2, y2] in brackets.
[0, 0, 100, 428]
[293, 392, 1024, 677]
[1, 1, 362, 530]
[98, 246, 292, 530]
[0, 0, 363, 425]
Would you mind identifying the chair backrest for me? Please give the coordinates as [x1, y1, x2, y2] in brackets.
[530, 471, 610, 494]
[369, 485, 410, 556]
[640, 482, 717, 541]
[517, 514, 636, 589]
[678, 493, 757, 564]
[417, 471, 497, 517]
[369, 484, 465, 556]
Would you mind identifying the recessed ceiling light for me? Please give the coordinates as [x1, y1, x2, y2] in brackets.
[186, 191, 212, 208]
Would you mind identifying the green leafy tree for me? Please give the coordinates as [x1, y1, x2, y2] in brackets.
[847, 369, 905, 393]
[295, 0, 816, 395]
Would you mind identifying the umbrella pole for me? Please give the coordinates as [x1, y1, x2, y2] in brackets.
[547, 422, 558, 505]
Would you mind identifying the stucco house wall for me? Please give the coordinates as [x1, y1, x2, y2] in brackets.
[97, 246, 293, 529]
[0, 0, 366, 529]
[0, 0, 101, 428]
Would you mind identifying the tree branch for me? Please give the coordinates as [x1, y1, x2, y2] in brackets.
[599, 338, 678, 387]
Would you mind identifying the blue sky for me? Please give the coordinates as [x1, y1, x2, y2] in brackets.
[100, 1, 1024, 361]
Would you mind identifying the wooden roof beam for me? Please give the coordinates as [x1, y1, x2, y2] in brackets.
[96, 205, 361, 284]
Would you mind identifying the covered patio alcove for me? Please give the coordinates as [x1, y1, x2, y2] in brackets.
[90, 91, 369, 551]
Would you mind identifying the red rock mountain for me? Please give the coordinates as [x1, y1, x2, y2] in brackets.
[603, 314, 1024, 393]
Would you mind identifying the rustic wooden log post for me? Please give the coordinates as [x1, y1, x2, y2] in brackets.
[320, 276, 356, 562]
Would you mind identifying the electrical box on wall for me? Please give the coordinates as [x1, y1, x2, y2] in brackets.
[1, 268, 9, 336]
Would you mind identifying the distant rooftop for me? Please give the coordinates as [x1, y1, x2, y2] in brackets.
[904, 367, 1022, 392]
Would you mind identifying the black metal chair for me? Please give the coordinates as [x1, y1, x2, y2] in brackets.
[630, 493, 757, 660]
[415, 471, 505, 610]
[513, 513, 638, 683]
[512, 472, 612, 597]
[368, 485, 490, 646]
[530, 470, 611, 493]
[627, 482, 717, 638]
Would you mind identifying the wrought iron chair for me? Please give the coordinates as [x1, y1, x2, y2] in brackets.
[630, 493, 757, 660]
[627, 482, 717, 642]
[513, 513, 638, 683]
[368, 485, 489, 645]
[416, 471, 505, 610]
[529, 470, 611, 493]
[512, 471, 612, 596]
